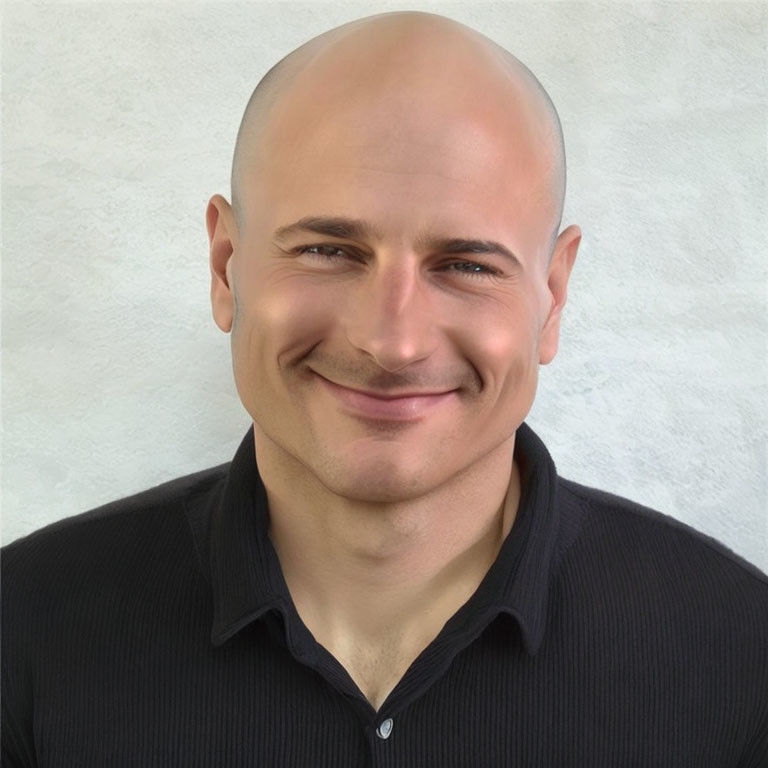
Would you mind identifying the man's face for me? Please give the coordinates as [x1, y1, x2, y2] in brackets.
[213, 61, 576, 504]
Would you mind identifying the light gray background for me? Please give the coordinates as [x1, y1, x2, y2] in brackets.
[2, 1, 766, 572]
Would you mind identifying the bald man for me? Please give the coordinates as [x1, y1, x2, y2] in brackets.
[3, 12, 767, 768]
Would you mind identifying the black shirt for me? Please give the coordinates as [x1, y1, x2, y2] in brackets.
[3, 422, 767, 767]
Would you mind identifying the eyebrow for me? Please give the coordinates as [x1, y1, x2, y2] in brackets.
[273, 217, 382, 242]
[426, 237, 522, 269]
[272, 216, 522, 269]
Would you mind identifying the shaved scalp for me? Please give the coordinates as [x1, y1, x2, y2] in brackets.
[230, 46, 309, 232]
[231, 12, 566, 255]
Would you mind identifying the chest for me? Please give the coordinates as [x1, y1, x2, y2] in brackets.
[327, 638, 426, 711]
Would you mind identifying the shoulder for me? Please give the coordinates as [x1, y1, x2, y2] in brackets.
[554, 479, 768, 760]
[1, 463, 232, 761]
[1, 462, 229, 600]
[556, 476, 768, 609]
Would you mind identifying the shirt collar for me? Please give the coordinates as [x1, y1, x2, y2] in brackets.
[209, 421, 562, 656]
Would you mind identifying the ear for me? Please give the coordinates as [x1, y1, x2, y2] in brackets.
[539, 224, 581, 365]
[206, 194, 237, 333]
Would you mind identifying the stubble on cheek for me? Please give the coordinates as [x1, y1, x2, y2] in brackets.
[230, 280, 258, 364]
[231, 280, 243, 335]
[229, 281, 260, 412]
[502, 344, 540, 420]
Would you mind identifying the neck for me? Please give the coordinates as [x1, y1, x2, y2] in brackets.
[256, 426, 521, 660]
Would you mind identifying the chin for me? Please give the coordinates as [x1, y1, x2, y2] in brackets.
[311, 447, 441, 504]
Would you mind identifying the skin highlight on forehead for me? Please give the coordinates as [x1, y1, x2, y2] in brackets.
[230, 11, 566, 255]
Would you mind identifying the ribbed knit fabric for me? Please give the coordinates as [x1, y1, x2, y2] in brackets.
[2, 422, 767, 767]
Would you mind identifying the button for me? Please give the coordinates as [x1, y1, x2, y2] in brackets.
[376, 718, 393, 740]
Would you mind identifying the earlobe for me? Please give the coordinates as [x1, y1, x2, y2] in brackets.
[538, 224, 581, 365]
[207, 194, 236, 333]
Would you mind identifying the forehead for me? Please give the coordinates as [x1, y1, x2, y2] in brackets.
[243, 39, 555, 251]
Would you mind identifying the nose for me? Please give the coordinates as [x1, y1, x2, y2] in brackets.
[343, 257, 438, 373]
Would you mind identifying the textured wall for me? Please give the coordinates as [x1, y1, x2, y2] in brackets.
[2, 2, 766, 572]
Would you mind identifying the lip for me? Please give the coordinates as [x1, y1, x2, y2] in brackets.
[315, 374, 457, 421]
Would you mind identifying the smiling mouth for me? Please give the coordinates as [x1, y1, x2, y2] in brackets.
[325, 379, 452, 400]
[314, 373, 457, 421]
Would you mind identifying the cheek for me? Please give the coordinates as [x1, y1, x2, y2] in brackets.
[473, 297, 542, 398]
[479, 292, 542, 357]
[232, 274, 337, 376]
[485, 335, 538, 396]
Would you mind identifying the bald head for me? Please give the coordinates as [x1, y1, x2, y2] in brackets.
[231, 12, 566, 256]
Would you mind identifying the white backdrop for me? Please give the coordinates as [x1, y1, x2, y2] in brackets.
[2, 1, 766, 572]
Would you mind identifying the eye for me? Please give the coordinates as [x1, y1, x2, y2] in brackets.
[295, 245, 502, 282]
[297, 244, 354, 261]
[441, 261, 501, 281]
